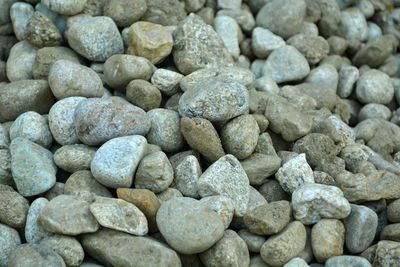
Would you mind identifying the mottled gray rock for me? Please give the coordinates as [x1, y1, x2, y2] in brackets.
[284, 258, 309, 267]
[0, 149, 12, 186]
[388, 199, 400, 223]
[90, 196, 148, 235]
[25, 198, 53, 244]
[359, 103, 391, 121]
[372, 241, 400, 267]
[151, 69, 183, 96]
[311, 219, 345, 262]
[6, 41, 36, 81]
[199, 229, 250, 267]
[173, 14, 234, 75]
[48, 96, 85, 145]
[8, 244, 66, 267]
[142, 0, 186, 26]
[173, 155, 201, 198]
[214, 15, 241, 59]
[42, 0, 86, 15]
[38, 195, 99, 235]
[74, 98, 150, 146]
[82, 228, 181, 267]
[0, 185, 29, 229]
[40, 235, 84, 267]
[66, 16, 123, 61]
[292, 184, 351, 225]
[200, 195, 235, 229]
[156, 197, 225, 254]
[26, 12, 62, 48]
[327, 36, 348, 55]
[103, 0, 146, 27]
[45, 182, 65, 201]
[126, 79, 162, 111]
[254, 76, 279, 94]
[287, 34, 330, 65]
[10, 111, 52, 148]
[353, 36, 392, 68]
[48, 60, 104, 99]
[238, 229, 266, 253]
[251, 27, 285, 59]
[10, 137, 56, 197]
[91, 135, 147, 188]
[146, 109, 184, 153]
[0, 223, 21, 267]
[381, 223, 400, 242]
[340, 8, 368, 41]
[306, 64, 338, 93]
[53, 144, 96, 173]
[240, 153, 281, 186]
[156, 188, 183, 203]
[10, 2, 34, 40]
[356, 69, 394, 104]
[198, 154, 250, 216]
[338, 65, 359, 98]
[325, 256, 372, 267]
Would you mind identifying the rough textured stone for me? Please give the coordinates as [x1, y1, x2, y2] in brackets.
[42, 0, 87, 15]
[372, 241, 400, 267]
[40, 235, 84, 267]
[6, 41, 36, 81]
[0, 223, 21, 267]
[199, 195, 235, 229]
[173, 155, 201, 198]
[388, 199, 400, 223]
[0, 185, 29, 228]
[142, 0, 186, 26]
[338, 65, 359, 98]
[10, 2, 34, 41]
[26, 12, 62, 48]
[238, 229, 267, 253]
[381, 223, 400, 242]
[151, 69, 183, 96]
[356, 69, 394, 105]
[126, 79, 162, 111]
[251, 27, 285, 59]
[156, 197, 225, 254]
[240, 153, 281, 186]
[287, 34, 330, 65]
[103, 0, 147, 27]
[213, 15, 241, 60]
[53, 144, 96, 173]
[8, 244, 66, 267]
[91, 135, 147, 188]
[340, 7, 368, 41]
[25, 198, 53, 244]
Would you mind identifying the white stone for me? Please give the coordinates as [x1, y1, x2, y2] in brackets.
[214, 15, 241, 60]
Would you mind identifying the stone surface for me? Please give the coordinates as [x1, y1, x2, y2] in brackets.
[10, 2, 34, 41]
[198, 154, 250, 216]
[126, 79, 162, 111]
[372, 241, 400, 267]
[0, 185, 29, 228]
[53, 144, 96, 173]
[240, 153, 281, 186]
[6, 41, 36, 81]
[173, 155, 201, 198]
[388, 199, 400, 223]
[25, 198, 53, 244]
[0, 223, 21, 267]
[42, 0, 87, 15]
[338, 65, 359, 98]
[252, 27, 285, 59]
[8, 244, 66, 267]
[10, 137, 56, 197]
[142, 0, 186, 26]
[238, 229, 267, 253]
[156, 197, 225, 254]
[287, 34, 330, 65]
[40, 235, 84, 267]
[38, 195, 99, 235]
[200, 195, 235, 229]
[356, 69, 394, 105]
[213, 15, 241, 60]
[91, 135, 147, 188]
[353, 36, 392, 68]
[340, 7, 368, 41]
[26, 12, 62, 48]
[103, 0, 147, 27]
[325, 256, 372, 267]
[151, 69, 183, 96]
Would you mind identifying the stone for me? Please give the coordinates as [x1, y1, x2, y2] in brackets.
[0, 149, 12, 186]
[40, 235, 84, 267]
[44, 182, 64, 201]
[173, 155, 201, 198]
[116, 188, 161, 233]
[10, 137, 56, 197]
[284, 257, 309, 267]
[179, 76, 249, 122]
[0, 80, 54, 121]
[287, 34, 330, 65]
[306, 64, 338, 93]
[244, 201, 292, 235]
[25, 198, 53, 244]
[156, 197, 225, 254]
[103, 0, 147, 27]
[0, 185, 29, 228]
[173, 14, 234, 75]
[157, 188, 183, 202]
[256, 0, 306, 39]
[8, 244, 66, 267]
[91, 135, 147, 188]
[134, 151, 174, 193]
[214, 15, 241, 59]
[325, 256, 372, 267]
[339, 7, 368, 41]
[126, 80, 162, 111]
[381, 223, 400, 242]
[103, 54, 155, 91]
[353, 36, 393, 68]
[254, 76, 279, 94]
[10, 2, 34, 40]
[251, 27, 285, 59]
[32, 46, 80, 80]
[53, 144, 96, 173]
[238, 229, 267, 253]
[35, 3, 67, 34]
[388, 199, 400, 223]
[38, 195, 99, 235]
[6, 41, 36, 82]
[10, 111, 52, 148]
[372, 241, 400, 267]
[82, 228, 181, 267]
[48, 96, 85, 145]
[26, 12, 62, 48]
[338, 65, 359, 98]
[199, 230, 250, 267]
[292, 183, 351, 225]
[48, 60, 104, 99]
[311, 219, 345, 263]
[74, 98, 150, 146]
[220, 114, 259, 160]
[42, 0, 86, 15]
[200, 195, 235, 229]
[359, 103, 391, 121]
[356, 69, 394, 105]
[142, 0, 186, 26]
[64, 170, 112, 202]
[180, 117, 225, 162]
[0, 223, 21, 267]
[259, 179, 290, 203]
[260, 221, 307, 267]
[327, 36, 348, 55]
[240, 153, 281, 186]
[128, 21, 173, 64]
[262, 45, 310, 84]
[198, 154, 250, 216]
[146, 109, 184, 153]
[275, 153, 315, 194]
[66, 16, 123, 61]
[151, 69, 183, 96]
[90, 196, 148, 235]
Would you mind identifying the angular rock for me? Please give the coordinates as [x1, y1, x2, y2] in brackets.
[151, 69, 183, 96]
[353, 36, 392, 68]
[173, 155, 201, 198]
[238, 229, 267, 253]
[251, 27, 285, 59]
[10, 2, 34, 40]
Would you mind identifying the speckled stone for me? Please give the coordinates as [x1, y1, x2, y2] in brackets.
[24, 198, 54, 244]
[39, 235, 84, 267]
[0, 185, 29, 228]
[53, 144, 96, 173]
[8, 244, 66, 267]
[0, 223, 21, 267]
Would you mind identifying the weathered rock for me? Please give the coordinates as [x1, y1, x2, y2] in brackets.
[325, 256, 372, 267]
[8, 244, 66, 267]
[42, 0, 87, 15]
[240, 153, 281, 186]
[199, 195, 235, 229]
[103, 0, 147, 27]
[53, 144, 96, 173]
[40, 235, 84, 267]
[126, 79, 162, 111]
[0, 223, 21, 267]
[151, 69, 183, 96]
[388, 199, 400, 223]
[238, 229, 267, 253]
[26, 12, 62, 48]
[372, 241, 400, 267]
[6, 41, 36, 81]
[251, 27, 285, 59]
[25, 198, 53, 244]
[10, 2, 34, 41]
[213, 15, 241, 60]
[0, 185, 29, 228]
[173, 155, 201, 198]
[353, 35, 392, 68]
[287, 34, 330, 65]
[356, 69, 394, 105]
[142, 0, 186, 26]
[338, 65, 359, 98]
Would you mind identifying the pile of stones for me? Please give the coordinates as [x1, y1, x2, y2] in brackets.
[2, 0, 400, 266]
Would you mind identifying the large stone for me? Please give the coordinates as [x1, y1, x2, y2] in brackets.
[0, 223, 21, 267]
[356, 69, 394, 105]
[91, 135, 147, 188]
[156, 197, 225, 254]
[353, 36, 392, 68]
[53, 144, 96, 173]
[10, 2, 34, 40]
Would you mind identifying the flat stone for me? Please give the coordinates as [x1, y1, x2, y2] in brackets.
[8, 244, 65, 267]
[53, 144, 96, 173]
[240, 153, 281, 186]
[90, 135, 147, 188]
[74, 98, 150, 146]
[6, 41, 36, 81]
[10, 137, 56, 197]
[199, 195, 235, 229]
[25, 198, 53, 244]
[0, 223, 21, 267]
[40, 235, 84, 267]
[292, 183, 351, 225]
[198, 154, 250, 216]
[82, 228, 181, 267]
[38, 195, 99, 235]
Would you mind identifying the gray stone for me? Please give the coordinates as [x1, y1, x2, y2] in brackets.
[251, 27, 285, 59]
[156, 188, 183, 203]
[199, 229, 250, 267]
[179, 76, 249, 122]
[340, 7, 368, 42]
[8, 244, 66, 267]
[173, 155, 201, 198]
[48, 60, 104, 99]
[372, 241, 400, 267]
[26, 12, 62, 48]
[0, 185, 29, 228]
[259, 179, 290, 203]
[90, 196, 148, 235]
[306, 64, 338, 93]
[48, 96, 85, 145]
[53, 144, 96, 173]
[380, 223, 400, 242]
[284, 258, 309, 267]
[42, 0, 86, 15]
[103, 0, 147, 27]
[359, 103, 391, 121]
[38, 195, 99, 235]
[146, 109, 184, 153]
[10, 137, 56, 197]
[126, 79, 162, 111]
[287, 34, 330, 65]
[198, 154, 250, 216]
[91, 135, 147, 188]
[45, 182, 64, 201]
[254, 76, 279, 94]
[338, 65, 359, 98]
[238, 229, 267, 253]
[66, 16, 123, 61]
[217, 6, 255, 32]
[10, 111, 52, 148]
[35, 3, 67, 34]
[325, 256, 372, 267]
[311, 219, 345, 262]
[388, 199, 400, 223]
[240, 153, 281, 186]
[82, 228, 181, 267]
[10, 2, 34, 40]
[356, 69, 394, 105]
[292, 183, 351, 225]
[142, 0, 186, 26]
[151, 69, 183, 96]
[173, 13, 234, 75]
[74, 98, 150, 146]
[327, 36, 348, 55]
[0, 223, 21, 267]
[214, 15, 241, 59]
[0, 149, 12, 186]
[199, 195, 235, 229]
[6, 41, 36, 82]
[156, 197, 225, 254]
[25, 198, 53, 244]
[40, 235, 84, 267]
[353, 36, 393, 68]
